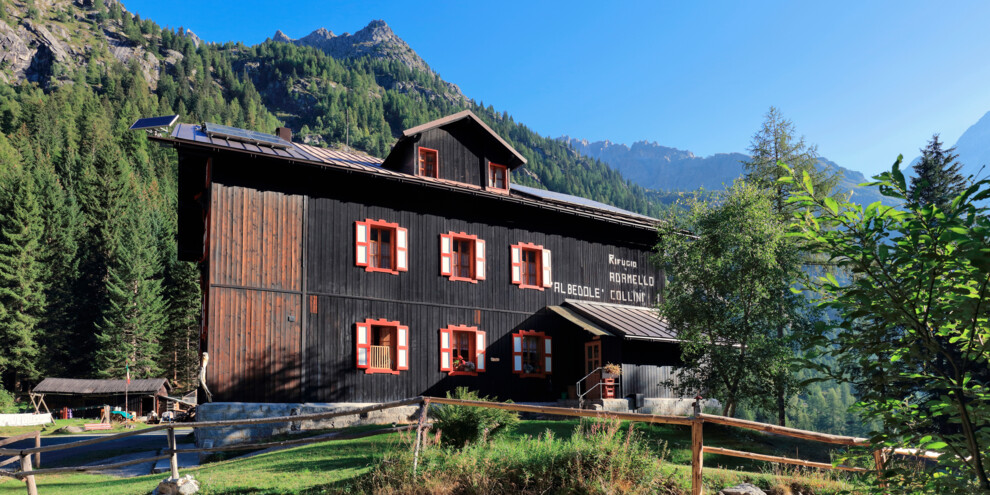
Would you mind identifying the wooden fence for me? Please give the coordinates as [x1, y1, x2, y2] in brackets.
[0, 396, 913, 495]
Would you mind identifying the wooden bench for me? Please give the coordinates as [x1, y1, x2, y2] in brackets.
[83, 423, 111, 431]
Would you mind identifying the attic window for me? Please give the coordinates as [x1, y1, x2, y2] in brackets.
[489, 163, 508, 191]
[419, 147, 438, 178]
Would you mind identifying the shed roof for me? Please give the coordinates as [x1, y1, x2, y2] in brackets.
[562, 300, 679, 343]
[157, 124, 660, 231]
[32, 378, 170, 396]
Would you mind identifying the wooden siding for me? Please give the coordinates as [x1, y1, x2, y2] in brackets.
[208, 287, 302, 402]
[416, 127, 484, 186]
[209, 185, 303, 291]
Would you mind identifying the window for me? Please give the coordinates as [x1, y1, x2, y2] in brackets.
[488, 162, 509, 191]
[510, 243, 552, 290]
[512, 330, 551, 377]
[440, 232, 486, 282]
[439, 325, 487, 375]
[355, 318, 409, 374]
[418, 147, 438, 178]
[355, 219, 408, 274]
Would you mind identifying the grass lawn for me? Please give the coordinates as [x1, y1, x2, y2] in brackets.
[0, 420, 869, 494]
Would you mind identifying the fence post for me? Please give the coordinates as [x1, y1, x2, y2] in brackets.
[872, 448, 887, 491]
[20, 454, 37, 495]
[167, 426, 179, 479]
[33, 432, 40, 469]
[691, 395, 703, 495]
[412, 398, 429, 475]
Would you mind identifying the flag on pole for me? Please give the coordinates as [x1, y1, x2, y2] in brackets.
[126, 361, 130, 384]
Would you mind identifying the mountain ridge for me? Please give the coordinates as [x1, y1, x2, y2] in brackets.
[564, 137, 890, 205]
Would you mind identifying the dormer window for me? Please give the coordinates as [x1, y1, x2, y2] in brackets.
[489, 162, 509, 191]
[419, 147, 438, 178]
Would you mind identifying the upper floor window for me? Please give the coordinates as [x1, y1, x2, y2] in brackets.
[355, 318, 409, 374]
[440, 232, 485, 282]
[355, 219, 408, 274]
[488, 163, 509, 191]
[439, 325, 487, 375]
[419, 147, 438, 178]
[510, 242, 551, 290]
[512, 330, 551, 377]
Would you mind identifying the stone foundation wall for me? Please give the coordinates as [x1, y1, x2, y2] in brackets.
[598, 398, 720, 415]
[195, 402, 421, 448]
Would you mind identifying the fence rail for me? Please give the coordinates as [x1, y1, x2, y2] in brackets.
[1, 395, 916, 495]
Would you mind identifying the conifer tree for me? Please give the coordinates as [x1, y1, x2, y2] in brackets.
[93, 181, 166, 379]
[0, 135, 44, 391]
[910, 134, 968, 210]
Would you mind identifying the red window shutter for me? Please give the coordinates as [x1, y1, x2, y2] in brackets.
[541, 248, 552, 288]
[355, 221, 369, 268]
[439, 327, 453, 372]
[475, 330, 486, 372]
[510, 245, 522, 285]
[396, 227, 409, 272]
[543, 335, 553, 374]
[396, 325, 410, 371]
[512, 332, 523, 373]
[475, 239, 486, 280]
[355, 323, 370, 370]
[439, 234, 453, 277]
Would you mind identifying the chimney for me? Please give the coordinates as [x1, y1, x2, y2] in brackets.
[275, 127, 292, 142]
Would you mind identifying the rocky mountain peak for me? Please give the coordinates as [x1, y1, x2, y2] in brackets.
[272, 19, 431, 74]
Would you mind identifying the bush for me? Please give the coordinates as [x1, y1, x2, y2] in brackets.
[355, 418, 677, 494]
[428, 387, 519, 448]
[0, 387, 16, 414]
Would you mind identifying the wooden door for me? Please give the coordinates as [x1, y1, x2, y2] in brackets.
[584, 341, 602, 400]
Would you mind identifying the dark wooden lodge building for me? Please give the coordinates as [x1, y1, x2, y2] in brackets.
[157, 110, 683, 405]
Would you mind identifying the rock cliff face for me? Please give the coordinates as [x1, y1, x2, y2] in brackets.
[272, 20, 430, 73]
[0, 0, 182, 88]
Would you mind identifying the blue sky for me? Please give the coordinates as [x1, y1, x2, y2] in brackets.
[124, 0, 990, 176]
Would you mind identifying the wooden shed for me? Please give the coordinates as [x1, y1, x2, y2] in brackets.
[31, 378, 171, 418]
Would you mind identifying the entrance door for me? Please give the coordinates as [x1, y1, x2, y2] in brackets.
[585, 340, 601, 374]
[584, 341, 602, 400]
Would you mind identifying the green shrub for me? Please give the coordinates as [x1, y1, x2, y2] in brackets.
[354, 418, 678, 494]
[0, 387, 16, 413]
[428, 387, 519, 448]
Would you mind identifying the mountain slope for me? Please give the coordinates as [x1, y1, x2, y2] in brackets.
[946, 110, 990, 182]
[566, 138, 890, 205]
[272, 21, 436, 76]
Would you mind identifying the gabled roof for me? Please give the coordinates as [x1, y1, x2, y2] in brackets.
[156, 123, 659, 231]
[562, 300, 679, 343]
[401, 110, 527, 167]
[33, 378, 171, 396]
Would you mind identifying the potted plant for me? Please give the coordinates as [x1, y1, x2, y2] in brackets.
[603, 363, 622, 379]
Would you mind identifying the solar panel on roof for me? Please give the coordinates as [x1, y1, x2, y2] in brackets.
[203, 122, 292, 149]
[129, 115, 179, 130]
[510, 184, 656, 221]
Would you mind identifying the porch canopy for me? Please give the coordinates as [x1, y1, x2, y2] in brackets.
[548, 299, 679, 343]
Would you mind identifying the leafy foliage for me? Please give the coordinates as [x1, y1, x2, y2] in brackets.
[783, 159, 990, 492]
[654, 181, 817, 418]
[428, 387, 519, 448]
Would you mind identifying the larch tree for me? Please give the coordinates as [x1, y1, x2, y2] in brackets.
[743, 106, 840, 426]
